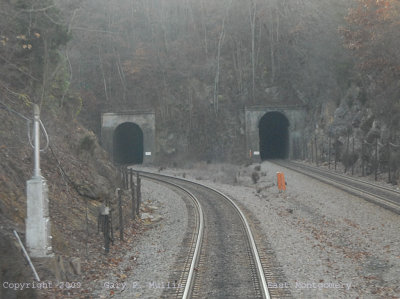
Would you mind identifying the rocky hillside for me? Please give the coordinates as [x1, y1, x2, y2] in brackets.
[0, 1, 123, 293]
[306, 82, 400, 184]
[0, 98, 121, 298]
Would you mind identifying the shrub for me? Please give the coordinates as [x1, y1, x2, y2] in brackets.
[79, 134, 96, 155]
[251, 171, 260, 184]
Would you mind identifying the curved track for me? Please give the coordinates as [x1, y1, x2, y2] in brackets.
[273, 160, 400, 214]
[137, 170, 271, 299]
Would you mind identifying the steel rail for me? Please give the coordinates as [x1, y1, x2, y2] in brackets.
[136, 169, 271, 299]
[139, 173, 204, 299]
[289, 160, 400, 196]
[273, 160, 400, 213]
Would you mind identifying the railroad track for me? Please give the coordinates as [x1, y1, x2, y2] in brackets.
[272, 160, 400, 214]
[136, 170, 278, 299]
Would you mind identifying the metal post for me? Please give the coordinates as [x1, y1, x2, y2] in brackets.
[33, 104, 41, 178]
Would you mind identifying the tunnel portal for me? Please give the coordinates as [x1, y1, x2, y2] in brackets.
[259, 112, 289, 160]
[113, 122, 144, 164]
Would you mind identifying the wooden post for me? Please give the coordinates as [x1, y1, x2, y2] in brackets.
[104, 214, 110, 254]
[120, 167, 124, 187]
[375, 137, 378, 181]
[361, 141, 365, 177]
[345, 129, 350, 173]
[315, 135, 318, 166]
[125, 168, 129, 189]
[109, 205, 114, 246]
[334, 139, 337, 171]
[118, 189, 124, 241]
[129, 169, 133, 191]
[388, 141, 391, 184]
[136, 173, 141, 216]
[328, 133, 331, 169]
[130, 169, 136, 219]
[311, 140, 314, 164]
[351, 136, 355, 175]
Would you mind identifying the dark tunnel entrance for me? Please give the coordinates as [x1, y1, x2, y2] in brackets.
[113, 122, 144, 164]
[259, 112, 289, 160]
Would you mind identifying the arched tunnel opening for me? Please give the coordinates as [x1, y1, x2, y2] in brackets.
[113, 122, 144, 164]
[259, 112, 289, 160]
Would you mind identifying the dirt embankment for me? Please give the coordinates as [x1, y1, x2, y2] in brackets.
[0, 102, 121, 297]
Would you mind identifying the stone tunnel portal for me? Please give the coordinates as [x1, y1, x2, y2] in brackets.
[259, 112, 289, 160]
[113, 122, 144, 164]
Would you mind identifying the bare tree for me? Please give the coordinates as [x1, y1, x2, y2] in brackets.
[249, 0, 257, 102]
[213, 0, 232, 115]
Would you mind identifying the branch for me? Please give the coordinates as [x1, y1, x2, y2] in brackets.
[70, 27, 117, 34]
[0, 54, 40, 81]
[43, 12, 116, 35]
[20, 5, 56, 13]
[0, 81, 33, 106]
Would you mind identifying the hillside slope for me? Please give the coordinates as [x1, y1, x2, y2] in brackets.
[0, 99, 121, 297]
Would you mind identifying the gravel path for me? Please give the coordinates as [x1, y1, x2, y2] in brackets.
[92, 179, 188, 299]
[137, 162, 400, 298]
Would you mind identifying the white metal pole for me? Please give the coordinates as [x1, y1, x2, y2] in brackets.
[33, 104, 41, 178]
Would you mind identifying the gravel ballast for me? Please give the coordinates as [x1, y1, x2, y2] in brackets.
[92, 179, 188, 299]
[136, 161, 400, 298]
[216, 162, 400, 298]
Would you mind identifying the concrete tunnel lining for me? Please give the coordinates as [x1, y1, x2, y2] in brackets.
[259, 112, 289, 160]
[113, 122, 144, 164]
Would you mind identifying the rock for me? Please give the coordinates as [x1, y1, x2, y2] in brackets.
[76, 184, 99, 200]
[151, 215, 163, 223]
[70, 257, 81, 275]
[141, 213, 153, 220]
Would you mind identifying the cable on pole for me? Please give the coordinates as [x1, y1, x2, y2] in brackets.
[39, 119, 49, 152]
[26, 111, 49, 152]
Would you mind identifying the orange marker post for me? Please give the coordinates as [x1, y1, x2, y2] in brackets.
[277, 172, 286, 192]
[280, 172, 286, 192]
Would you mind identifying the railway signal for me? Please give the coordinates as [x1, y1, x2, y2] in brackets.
[26, 104, 52, 257]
